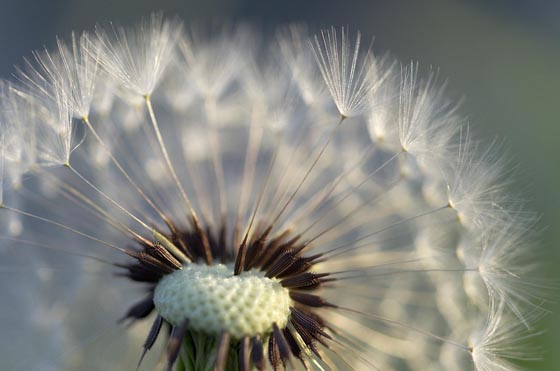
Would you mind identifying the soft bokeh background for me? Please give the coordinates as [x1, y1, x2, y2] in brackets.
[0, 0, 558, 369]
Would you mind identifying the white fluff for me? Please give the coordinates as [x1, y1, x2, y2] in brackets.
[311, 27, 391, 118]
[17, 31, 99, 119]
[93, 13, 183, 96]
[0, 16, 547, 371]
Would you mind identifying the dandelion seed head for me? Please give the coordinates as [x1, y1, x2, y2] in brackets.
[0, 14, 550, 371]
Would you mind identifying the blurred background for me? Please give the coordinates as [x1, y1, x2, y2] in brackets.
[0, 0, 558, 369]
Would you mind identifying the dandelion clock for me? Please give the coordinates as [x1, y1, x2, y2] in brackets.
[0, 13, 550, 371]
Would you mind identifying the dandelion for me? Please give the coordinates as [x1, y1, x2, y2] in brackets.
[0, 14, 549, 371]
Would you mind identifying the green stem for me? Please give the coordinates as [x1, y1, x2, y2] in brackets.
[177, 330, 242, 371]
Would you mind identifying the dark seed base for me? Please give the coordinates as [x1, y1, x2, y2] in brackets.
[118, 218, 335, 371]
